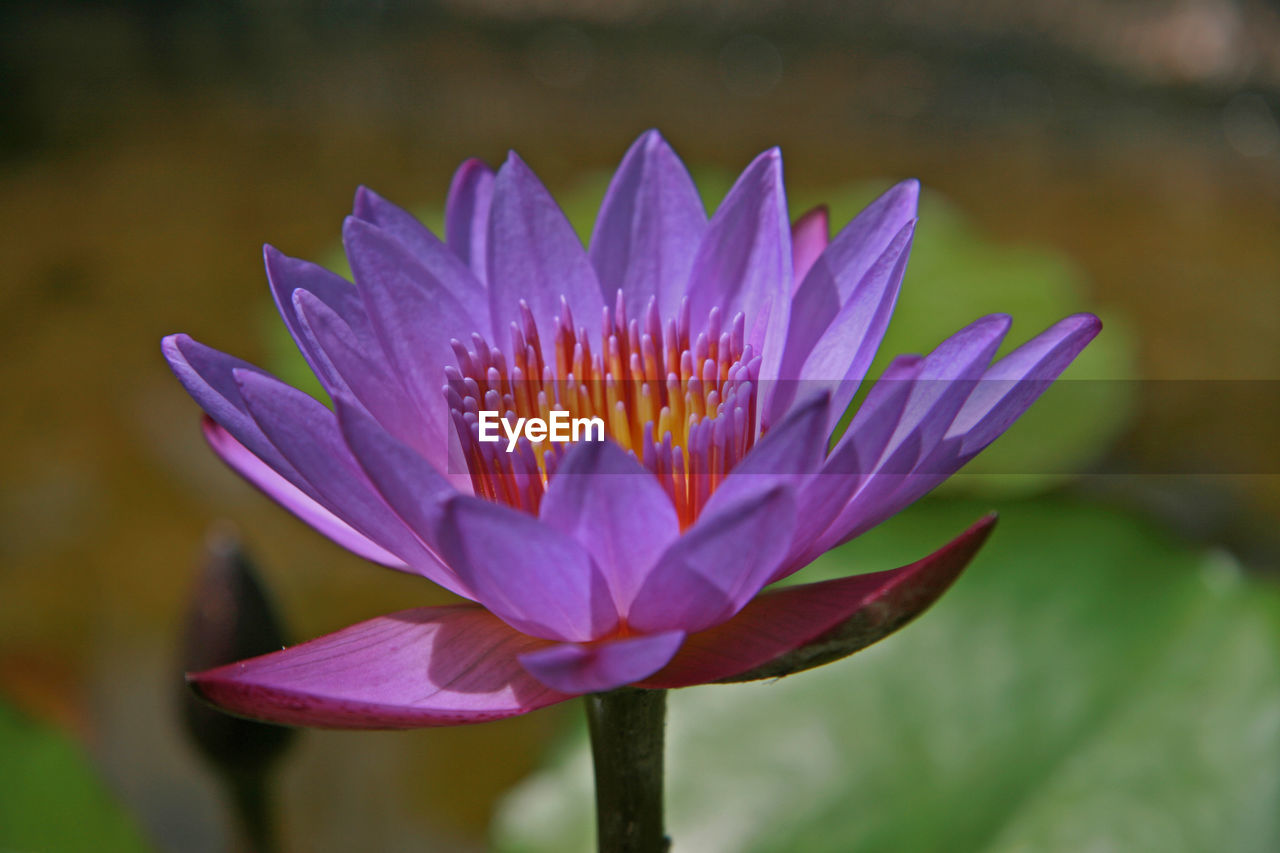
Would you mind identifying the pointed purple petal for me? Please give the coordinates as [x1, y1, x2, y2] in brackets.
[519, 630, 685, 694]
[884, 313, 1012, 455]
[539, 439, 679, 613]
[817, 314, 1102, 553]
[162, 334, 305, 487]
[790, 204, 829, 291]
[188, 606, 571, 728]
[291, 289, 435, 460]
[787, 222, 916, 431]
[807, 315, 1016, 555]
[437, 497, 620, 643]
[445, 158, 496, 284]
[774, 180, 918, 413]
[264, 246, 377, 399]
[352, 186, 489, 325]
[788, 179, 918, 327]
[201, 418, 407, 569]
[334, 397, 471, 596]
[589, 130, 707, 320]
[627, 486, 795, 634]
[685, 148, 792, 408]
[949, 313, 1103, 454]
[344, 216, 482, 457]
[487, 152, 605, 352]
[699, 391, 830, 518]
[639, 515, 996, 688]
[233, 369, 462, 591]
[780, 355, 926, 577]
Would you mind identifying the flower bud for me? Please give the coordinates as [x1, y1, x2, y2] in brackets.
[178, 525, 296, 777]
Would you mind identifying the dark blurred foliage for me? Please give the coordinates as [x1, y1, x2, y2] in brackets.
[4, 0, 1280, 159]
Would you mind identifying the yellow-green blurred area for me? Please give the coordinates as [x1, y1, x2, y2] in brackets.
[1, 2, 1278, 851]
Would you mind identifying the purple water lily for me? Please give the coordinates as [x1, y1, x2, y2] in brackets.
[163, 130, 1098, 728]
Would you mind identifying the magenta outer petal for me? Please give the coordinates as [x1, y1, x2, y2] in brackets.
[538, 440, 679, 614]
[445, 158, 496, 285]
[638, 514, 996, 688]
[188, 606, 572, 729]
[518, 630, 686, 695]
[437, 497, 620, 643]
[201, 418, 407, 570]
[488, 152, 605, 352]
[627, 486, 796, 634]
[589, 129, 707, 320]
[789, 205, 829, 293]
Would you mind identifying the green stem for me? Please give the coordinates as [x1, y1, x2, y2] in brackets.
[585, 688, 670, 853]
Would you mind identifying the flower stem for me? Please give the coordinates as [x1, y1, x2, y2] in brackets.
[585, 688, 670, 853]
[225, 768, 277, 853]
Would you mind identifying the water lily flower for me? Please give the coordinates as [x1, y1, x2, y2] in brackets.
[163, 131, 1099, 728]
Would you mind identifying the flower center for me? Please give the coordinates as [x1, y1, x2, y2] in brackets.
[445, 292, 761, 528]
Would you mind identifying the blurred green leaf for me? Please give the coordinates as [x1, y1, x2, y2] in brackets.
[267, 171, 1135, 494]
[0, 701, 152, 853]
[492, 497, 1280, 853]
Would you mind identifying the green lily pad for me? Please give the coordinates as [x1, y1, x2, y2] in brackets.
[0, 700, 152, 853]
[269, 171, 1135, 496]
[491, 497, 1280, 853]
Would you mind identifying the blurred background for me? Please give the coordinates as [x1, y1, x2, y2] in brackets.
[2, 1, 1278, 851]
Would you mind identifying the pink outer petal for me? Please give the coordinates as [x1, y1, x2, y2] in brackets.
[188, 605, 573, 729]
[790, 205, 829, 292]
[518, 630, 686, 695]
[202, 418, 407, 570]
[638, 514, 996, 689]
